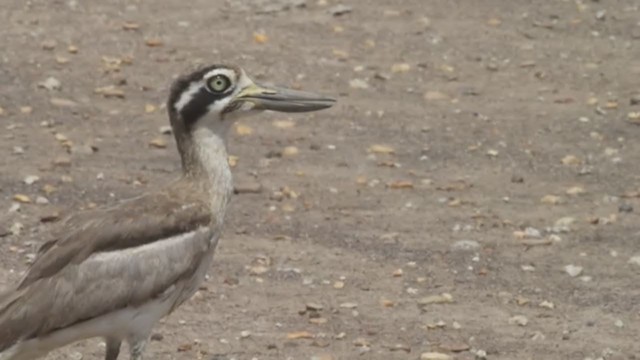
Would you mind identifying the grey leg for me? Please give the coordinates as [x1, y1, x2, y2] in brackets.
[105, 338, 121, 360]
[128, 336, 148, 360]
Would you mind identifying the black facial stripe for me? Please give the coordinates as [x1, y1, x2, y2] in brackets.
[179, 87, 226, 129]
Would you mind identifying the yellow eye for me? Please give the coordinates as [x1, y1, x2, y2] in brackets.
[206, 75, 231, 93]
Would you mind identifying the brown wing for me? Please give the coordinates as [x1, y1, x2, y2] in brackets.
[18, 180, 211, 289]
[0, 227, 216, 350]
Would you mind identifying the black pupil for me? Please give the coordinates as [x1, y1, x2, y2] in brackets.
[211, 76, 227, 91]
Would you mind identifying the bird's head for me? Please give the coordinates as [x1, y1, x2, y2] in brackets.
[168, 64, 335, 136]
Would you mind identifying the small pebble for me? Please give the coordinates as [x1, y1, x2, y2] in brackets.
[417, 293, 453, 306]
[38, 77, 62, 91]
[618, 203, 633, 213]
[451, 240, 480, 251]
[349, 78, 369, 89]
[328, 4, 352, 16]
[24, 175, 40, 185]
[627, 256, 640, 266]
[564, 265, 583, 277]
[35, 196, 49, 205]
[614, 319, 624, 328]
[508, 315, 529, 326]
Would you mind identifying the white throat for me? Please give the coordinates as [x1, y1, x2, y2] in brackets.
[191, 125, 233, 224]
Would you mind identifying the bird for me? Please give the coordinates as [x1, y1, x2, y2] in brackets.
[0, 64, 335, 360]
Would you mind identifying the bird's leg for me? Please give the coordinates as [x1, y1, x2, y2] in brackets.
[128, 336, 148, 360]
[105, 338, 121, 360]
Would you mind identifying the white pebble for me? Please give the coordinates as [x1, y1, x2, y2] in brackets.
[508, 315, 528, 326]
[23, 175, 40, 185]
[451, 240, 480, 251]
[564, 264, 583, 277]
[524, 227, 542, 238]
[35, 196, 49, 205]
[614, 319, 624, 328]
[627, 256, 640, 266]
[521, 265, 535, 272]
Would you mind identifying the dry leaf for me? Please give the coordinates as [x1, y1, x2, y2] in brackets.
[50, 98, 77, 107]
[235, 124, 253, 136]
[332, 49, 349, 60]
[283, 146, 299, 157]
[604, 101, 618, 109]
[436, 180, 471, 191]
[122, 22, 140, 30]
[287, 331, 314, 340]
[144, 38, 164, 47]
[381, 299, 395, 307]
[145, 104, 156, 113]
[440, 64, 455, 73]
[368, 144, 395, 154]
[94, 86, 125, 99]
[42, 184, 57, 194]
[253, 32, 268, 44]
[391, 63, 411, 73]
[424, 91, 449, 101]
[55, 56, 70, 64]
[149, 137, 167, 148]
[176, 343, 192, 352]
[387, 180, 414, 189]
[417, 293, 454, 306]
[561, 155, 581, 166]
[566, 186, 586, 195]
[273, 120, 295, 129]
[13, 194, 31, 203]
[540, 195, 563, 205]
[228, 155, 238, 167]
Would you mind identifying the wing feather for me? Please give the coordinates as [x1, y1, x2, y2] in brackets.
[19, 181, 211, 288]
[0, 227, 215, 348]
[0, 179, 215, 350]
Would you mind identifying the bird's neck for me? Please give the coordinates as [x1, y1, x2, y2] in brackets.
[181, 126, 233, 223]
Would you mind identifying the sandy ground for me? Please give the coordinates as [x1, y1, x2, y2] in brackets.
[1, 1, 640, 359]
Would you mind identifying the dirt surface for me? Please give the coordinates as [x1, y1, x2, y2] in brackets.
[1, 1, 640, 359]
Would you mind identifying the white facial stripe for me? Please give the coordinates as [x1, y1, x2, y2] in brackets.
[175, 68, 242, 114]
[174, 81, 203, 112]
[203, 68, 238, 84]
[173, 68, 258, 125]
